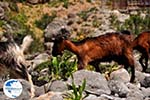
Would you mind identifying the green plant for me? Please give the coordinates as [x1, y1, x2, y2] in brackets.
[36, 50, 77, 82]
[0, 20, 5, 27]
[34, 12, 57, 30]
[48, 0, 69, 8]
[92, 19, 101, 28]
[62, 0, 69, 8]
[5, 12, 44, 53]
[86, 0, 92, 3]
[65, 76, 86, 100]
[49, 51, 77, 80]
[98, 63, 119, 74]
[78, 7, 97, 21]
[110, 10, 150, 35]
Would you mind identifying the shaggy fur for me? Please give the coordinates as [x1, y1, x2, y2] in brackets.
[0, 35, 34, 98]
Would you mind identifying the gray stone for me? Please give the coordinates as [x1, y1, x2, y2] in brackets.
[135, 71, 146, 83]
[110, 68, 130, 83]
[49, 80, 68, 92]
[140, 76, 150, 88]
[126, 83, 144, 100]
[50, 93, 63, 100]
[44, 19, 69, 42]
[108, 80, 130, 97]
[141, 87, 150, 98]
[84, 94, 98, 100]
[67, 70, 111, 95]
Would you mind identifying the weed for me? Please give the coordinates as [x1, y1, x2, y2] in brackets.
[78, 7, 97, 21]
[34, 12, 57, 30]
[65, 75, 86, 100]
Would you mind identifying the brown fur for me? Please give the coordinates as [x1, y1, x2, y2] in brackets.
[132, 31, 150, 72]
[52, 32, 135, 82]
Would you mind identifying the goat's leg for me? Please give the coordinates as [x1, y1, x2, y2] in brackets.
[139, 54, 148, 72]
[125, 50, 135, 83]
[130, 64, 135, 83]
[143, 54, 148, 72]
[140, 44, 149, 72]
[139, 54, 145, 71]
[78, 60, 86, 70]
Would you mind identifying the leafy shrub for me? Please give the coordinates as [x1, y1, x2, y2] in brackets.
[78, 7, 97, 21]
[92, 19, 101, 28]
[0, 20, 5, 27]
[6, 12, 34, 43]
[35, 50, 77, 82]
[5, 12, 43, 53]
[49, 51, 77, 80]
[48, 0, 69, 8]
[62, 0, 69, 8]
[110, 10, 150, 35]
[34, 13, 56, 30]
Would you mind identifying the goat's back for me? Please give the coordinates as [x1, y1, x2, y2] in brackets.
[77, 33, 132, 63]
[132, 31, 150, 50]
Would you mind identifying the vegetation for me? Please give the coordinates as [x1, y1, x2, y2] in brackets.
[77, 7, 97, 21]
[35, 51, 77, 82]
[65, 76, 86, 100]
[110, 10, 150, 35]
[48, 0, 69, 8]
[1, 1, 150, 99]
[34, 12, 57, 30]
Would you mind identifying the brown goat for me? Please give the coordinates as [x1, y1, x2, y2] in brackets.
[132, 31, 150, 72]
[51, 28, 135, 82]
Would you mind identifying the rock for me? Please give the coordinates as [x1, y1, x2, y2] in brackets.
[48, 80, 68, 92]
[50, 93, 63, 100]
[135, 71, 145, 83]
[126, 90, 144, 100]
[140, 76, 150, 88]
[100, 94, 114, 100]
[67, 70, 111, 95]
[0, 7, 4, 19]
[141, 87, 150, 98]
[0, 2, 9, 19]
[26, 0, 48, 4]
[30, 53, 51, 71]
[110, 68, 130, 83]
[31, 91, 59, 100]
[108, 80, 130, 97]
[84, 94, 98, 100]
[126, 83, 144, 100]
[44, 19, 69, 42]
[10, 79, 45, 99]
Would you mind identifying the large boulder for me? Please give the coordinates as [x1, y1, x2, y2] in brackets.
[140, 76, 150, 88]
[108, 80, 130, 97]
[26, 0, 48, 4]
[109, 68, 130, 83]
[44, 19, 69, 42]
[67, 70, 111, 95]
[0, 2, 9, 19]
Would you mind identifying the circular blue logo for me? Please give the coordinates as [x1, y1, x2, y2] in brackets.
[3, 79, 23, 98]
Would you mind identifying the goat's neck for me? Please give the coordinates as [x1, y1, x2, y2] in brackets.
[63, 40, 79, 55]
